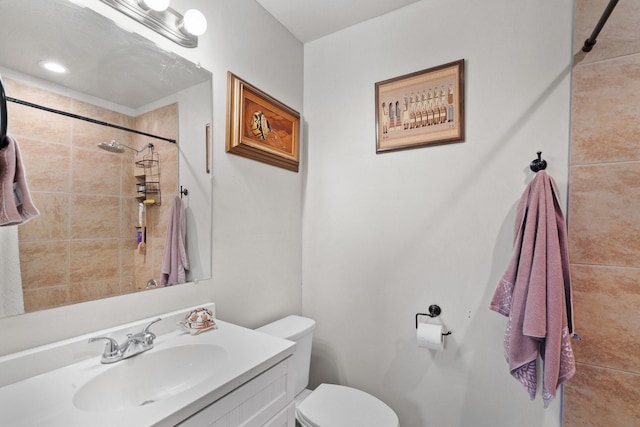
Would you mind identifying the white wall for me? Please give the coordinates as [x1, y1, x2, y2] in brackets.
[194, 0, 304, 328]
[302, 0, 573, 426]
[0, 0, 304, 354]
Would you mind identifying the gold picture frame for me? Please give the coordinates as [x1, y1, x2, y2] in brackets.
[226, 72, 300, 172]
[375, 59, 465, 153]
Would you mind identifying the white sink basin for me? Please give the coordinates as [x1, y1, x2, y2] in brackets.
[73, 344, 226, 413]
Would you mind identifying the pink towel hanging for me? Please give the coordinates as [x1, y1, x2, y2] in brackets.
[0, 135, 40, 226]
[161, 195, 189, 286]
[490, 170, 576, 407]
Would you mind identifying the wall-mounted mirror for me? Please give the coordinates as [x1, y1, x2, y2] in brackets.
[0, 0, 213, 317]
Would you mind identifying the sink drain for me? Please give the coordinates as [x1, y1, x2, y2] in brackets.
[139, 400, 156, 406]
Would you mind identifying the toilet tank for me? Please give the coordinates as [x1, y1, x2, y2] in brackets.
[256, 315, 316, 395]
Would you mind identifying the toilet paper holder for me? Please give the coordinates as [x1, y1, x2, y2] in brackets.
[415, 304, 453, 336]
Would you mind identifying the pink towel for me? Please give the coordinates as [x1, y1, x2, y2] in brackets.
[0, 135, 39, 226]
[161, 195, 189, 286]
[490, 171, 576, 407]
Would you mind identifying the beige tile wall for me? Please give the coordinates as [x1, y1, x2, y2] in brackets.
[5, 78, 178, 312]
[565, 0, 640, 425]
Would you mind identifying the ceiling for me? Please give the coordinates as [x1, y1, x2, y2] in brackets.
[256, 0, 422, 43]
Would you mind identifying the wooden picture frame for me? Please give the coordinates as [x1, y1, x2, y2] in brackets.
[375, 59, 465, 153]
[226, 72, 300, 172]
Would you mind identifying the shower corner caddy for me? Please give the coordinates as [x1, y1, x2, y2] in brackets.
[135, 151, 161, 206]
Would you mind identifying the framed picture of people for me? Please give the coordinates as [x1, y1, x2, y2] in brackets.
[375, 59, 465, 153]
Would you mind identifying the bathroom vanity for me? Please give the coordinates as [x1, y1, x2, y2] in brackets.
[0, 304, 296, 426]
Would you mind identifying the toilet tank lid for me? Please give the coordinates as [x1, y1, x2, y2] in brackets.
[256, 315, 316, 341]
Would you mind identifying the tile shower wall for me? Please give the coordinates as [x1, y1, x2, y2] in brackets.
[564, 0, 640, 425]
[5, 78, 178, 312]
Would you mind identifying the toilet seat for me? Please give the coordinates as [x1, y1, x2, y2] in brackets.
[296, 384, 399, 427]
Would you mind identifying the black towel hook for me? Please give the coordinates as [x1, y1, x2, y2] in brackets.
[530, 151, 547, 172]
[0, 74, 8, 149]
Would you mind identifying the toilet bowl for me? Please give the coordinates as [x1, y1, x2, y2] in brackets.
[295, 383, 398, 427]
[256, 315, 399, 427]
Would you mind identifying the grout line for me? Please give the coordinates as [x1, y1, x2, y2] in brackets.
[575, 361, 640, 377]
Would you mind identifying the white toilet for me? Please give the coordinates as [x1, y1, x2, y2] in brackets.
[256, 315, 399, 427]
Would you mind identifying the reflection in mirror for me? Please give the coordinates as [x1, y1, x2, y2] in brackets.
[0, 0, 212, 317]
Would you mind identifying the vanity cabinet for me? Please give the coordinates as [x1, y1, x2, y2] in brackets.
[177, 357, 295, 427]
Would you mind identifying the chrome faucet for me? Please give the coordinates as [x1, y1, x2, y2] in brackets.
[89, 318, 162, 364]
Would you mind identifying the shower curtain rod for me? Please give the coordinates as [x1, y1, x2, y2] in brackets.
[582, 0, 619, 52]
[5, 96, 176, 144]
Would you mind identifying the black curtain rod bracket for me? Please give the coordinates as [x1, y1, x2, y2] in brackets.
[582, 0, 619, 52]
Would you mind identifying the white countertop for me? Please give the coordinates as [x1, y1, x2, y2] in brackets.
[0, 308, 295, 427]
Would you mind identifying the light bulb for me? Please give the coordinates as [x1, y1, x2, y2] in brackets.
[139, 0, 170, 12]
[182, 9, 207, 36]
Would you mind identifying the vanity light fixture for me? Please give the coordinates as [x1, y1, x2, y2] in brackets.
[98, 0, 207, 48]
[138, 0, 170, 12]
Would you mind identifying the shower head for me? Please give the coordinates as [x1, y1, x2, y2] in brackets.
[97, 140, 154, 154]
[98, 140, 125, 153]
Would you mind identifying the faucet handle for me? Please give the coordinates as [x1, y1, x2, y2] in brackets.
[88, 336, 120, 358]
[139, 317, 162, 345]
[142, 317, 162, 334]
